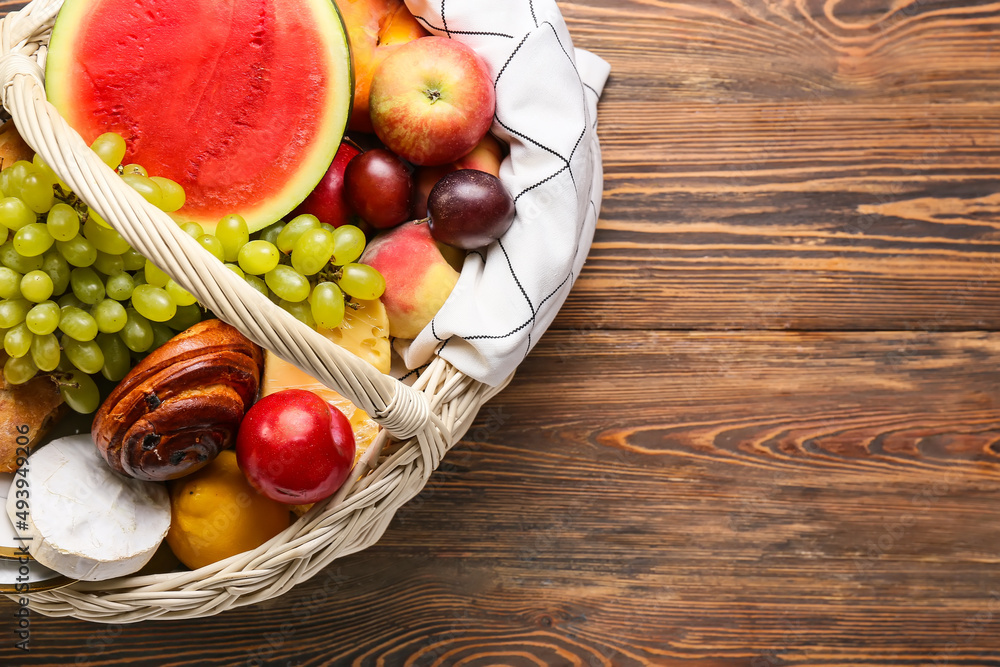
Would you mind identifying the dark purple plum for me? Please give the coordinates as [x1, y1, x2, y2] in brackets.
[427, 169, 515, 249]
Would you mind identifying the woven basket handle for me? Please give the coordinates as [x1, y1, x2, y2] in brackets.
[0, 0, 433, 441]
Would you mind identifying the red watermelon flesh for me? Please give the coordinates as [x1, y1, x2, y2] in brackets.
[45, 0, 353, 232]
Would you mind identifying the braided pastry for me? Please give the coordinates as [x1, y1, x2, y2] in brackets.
[92, 319, 263, 481]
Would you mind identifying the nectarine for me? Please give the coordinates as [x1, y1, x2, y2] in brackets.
[359, 222, 459, 339]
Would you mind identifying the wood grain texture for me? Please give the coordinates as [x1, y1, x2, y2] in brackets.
[557, 0, 1000, 331]
[1, 0, 1000, 665]
[4, 331, 1000, 665]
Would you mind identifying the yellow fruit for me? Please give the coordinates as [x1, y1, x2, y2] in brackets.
[166, 450, 291, 570]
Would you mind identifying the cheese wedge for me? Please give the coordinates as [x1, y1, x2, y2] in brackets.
[7, 434, 171, 581]
[318, 298, 391, 375]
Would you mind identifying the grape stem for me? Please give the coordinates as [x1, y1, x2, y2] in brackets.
[46, 370, 80, 389]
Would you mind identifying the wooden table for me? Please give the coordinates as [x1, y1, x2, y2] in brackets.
[3, 0, 1000, 664]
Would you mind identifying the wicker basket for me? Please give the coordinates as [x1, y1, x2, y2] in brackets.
[0, 0, 593, 622]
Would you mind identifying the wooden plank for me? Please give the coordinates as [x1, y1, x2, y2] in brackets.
[4, 330, 1000, 664]
[554, 0, 1000, 331]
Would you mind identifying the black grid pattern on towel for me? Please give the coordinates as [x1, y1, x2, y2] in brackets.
[421, 0, 600, 362]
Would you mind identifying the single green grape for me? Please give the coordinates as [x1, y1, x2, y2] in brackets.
[83, 216, 131, 255]
[215, 214, 249, 262]
[58, 306, 98, 341]
[224, 263, 245, 278]
[119, 308, 153, 352]
[92, 251, 125, 276]
[196, 234, 225, 261]
[63, 337, 102, 374]
[291, 228, 334, 275]
[132, 270, 147, 287]
[63, 337, 104, 375]
[131, 284, 176, 322]
[244, 274, 269, 298]
[46, 203, 81, 241]
[257, 221, 285, 247]
[143, 259, 170, 288]
[309, 281, 346, 330]
[19, 270, 54, 303]
[0, 241, 43, 273]
[279, 299, 315, 328]
[21, 173, 54, 214]
[0, 197, 35, 232]
[164, 279, 197, 307]
[55, 236, 97, 268]
[121, 164, 147, 177]
[69, 266, 105, 305]
[25, 300, 60, 335]
[41, 251, 70, 294]
[105, 271, 135, 301]
[165, 303, 203, 331]
[29, 332, 60, 372]
[58, 369, 100, 414]
[336, 263, 386, 300]
[265, 265, 310, 302]
[238, 240, 280, 275]
[3, 353, 37, 385]
[0, 267, 21, 299]
[92, 298, 128, 333]
[4, 322, 32, 358]
[0, 298, 30, 328]
[96, 332, 130, 381]
[331, 225, 367, 265]
[276, 214, 320, 254]
[91, 132, 127, 170]
[117, 247, 144, 272]
[150, 176, 185, 212]
[121, 173, 162, 209]
[178, 221, 203, 239]
[13, 222, 54, 257]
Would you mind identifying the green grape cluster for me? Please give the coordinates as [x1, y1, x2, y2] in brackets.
[214, 208, 386, 332]
[0, 132, 202, 413]
[0, 131, 388, 414]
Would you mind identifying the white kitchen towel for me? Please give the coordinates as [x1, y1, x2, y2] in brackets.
[400, 0, 611, 387]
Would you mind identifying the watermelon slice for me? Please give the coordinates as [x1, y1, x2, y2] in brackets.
[45, 0, 353, 233]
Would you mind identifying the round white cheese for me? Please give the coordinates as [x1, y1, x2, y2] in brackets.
[6, 434, 171, 581]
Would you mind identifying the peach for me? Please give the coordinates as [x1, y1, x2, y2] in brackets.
[413, 133, 505, 217]
[335, 0, 429, 133]
[359, 222, 459, 339]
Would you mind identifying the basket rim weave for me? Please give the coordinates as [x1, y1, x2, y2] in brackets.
[0, 0, 516, 623]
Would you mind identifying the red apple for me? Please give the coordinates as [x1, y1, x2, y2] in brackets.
[369, 36, 495, 166]
[292, 141, 362, 227]
[236, 389, 356, 504]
